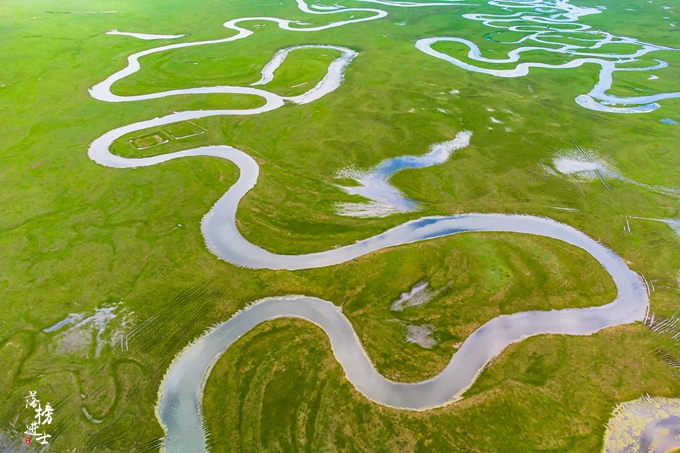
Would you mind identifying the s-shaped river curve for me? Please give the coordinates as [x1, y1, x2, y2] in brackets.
[139, 146, 648, 451]
[90, 90, 651, 452]
[89, 5, 648, 451]
[156, 161, 649, 450]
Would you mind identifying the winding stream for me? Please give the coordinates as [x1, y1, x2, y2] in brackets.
[414, 0, 680, 113]
[158, 214, 648, 451]
[88, 1, 668, 451]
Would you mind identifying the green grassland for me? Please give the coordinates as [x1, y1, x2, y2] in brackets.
[0, 0, 679, 450]
[204, 320, 677, 452]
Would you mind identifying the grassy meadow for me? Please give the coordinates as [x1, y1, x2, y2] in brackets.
[0, 0, 678, 451]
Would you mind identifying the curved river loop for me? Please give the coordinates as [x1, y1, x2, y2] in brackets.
[414, 0, 680, 113]
[86, 0, 674, 451]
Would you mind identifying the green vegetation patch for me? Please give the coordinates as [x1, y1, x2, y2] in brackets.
[0, 0, 678, 450]
[130, 132, 169, 149]
[203, 320, 680, 452]
[164, 121, 205, 139]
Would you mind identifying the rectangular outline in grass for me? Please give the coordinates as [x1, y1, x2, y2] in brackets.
[164, 121, 206, 140]
[129, 131, 171, 150]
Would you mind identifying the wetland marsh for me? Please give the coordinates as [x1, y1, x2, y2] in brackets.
[1, 0, 679, 451]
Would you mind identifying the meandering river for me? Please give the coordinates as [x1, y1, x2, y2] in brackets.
[158, 210, 648, 451]
[87, 1, 670, 451]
